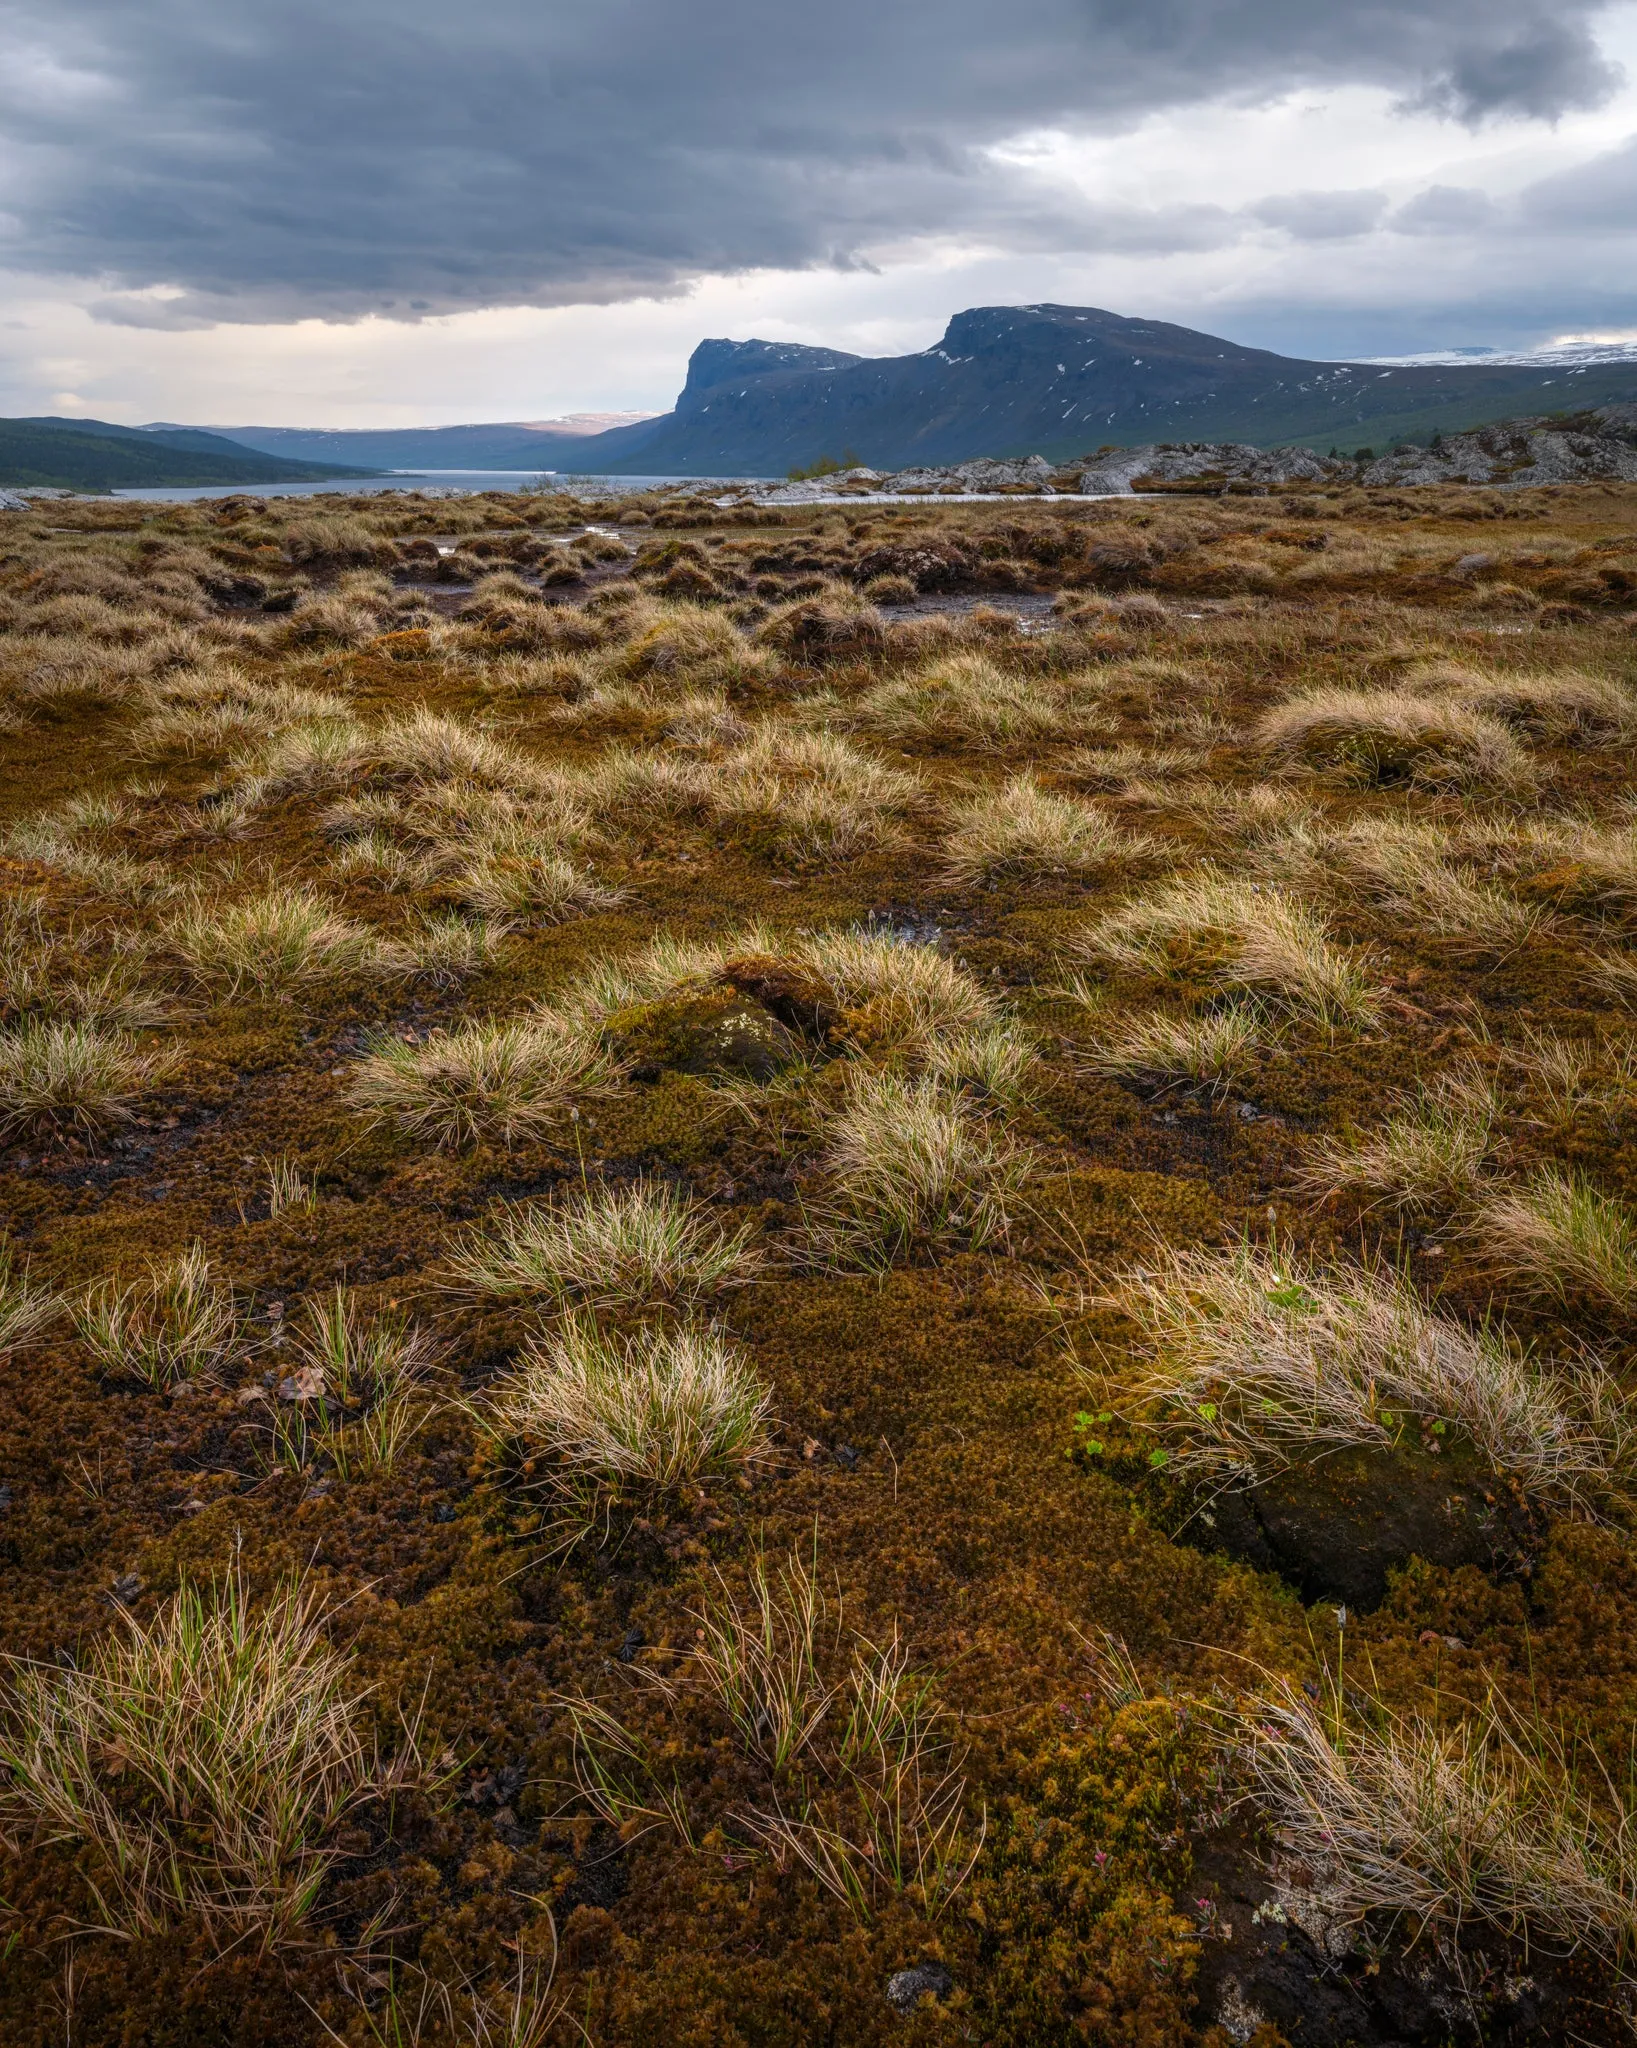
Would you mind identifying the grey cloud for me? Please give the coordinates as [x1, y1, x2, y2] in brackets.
[1520, 135, 1637, 230]
[0, 0, 1623, 322]
[1250, 189, 1390, 240]
[1387, 184, 1501, 234]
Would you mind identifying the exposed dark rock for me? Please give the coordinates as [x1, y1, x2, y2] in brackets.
[1188, 1444, 1520, 1610]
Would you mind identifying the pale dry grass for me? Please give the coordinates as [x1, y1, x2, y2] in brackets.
[487, 1313, 772, 1499]
[1299, 1067, 1503, 1214]
[0, 1576, 383, 1946]
[344, 1014, 621, 1149]
[0, 1019, 175, 1141]
[1081, 872, 1380, 1029]
[166, 888, 389, 997]
[1470, 1168, 1637, 1309]
[71, 1242, 242, 1391]
[446, 1180, 761, 1311]
[841, 655, 1115, 745]
[1102, 1244, 1633, 1510]
[940, 774, 1156, 883]
[1257, 688, 1533, 791]
[1080, 1005, 1267, 1096]
[1245, 1677, 1637, 1966]
[806, 1071, 1034, 1268]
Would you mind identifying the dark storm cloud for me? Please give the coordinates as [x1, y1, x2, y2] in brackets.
[0, 0, 1622, 322]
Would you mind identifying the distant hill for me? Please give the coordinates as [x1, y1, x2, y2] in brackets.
[204, 412, 663, 473]
[0, 417, 375, 490]
[558, 305, 1637, 475]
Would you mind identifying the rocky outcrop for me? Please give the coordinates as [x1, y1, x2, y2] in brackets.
[1360, 409, 1637, 486]
[1077, 442, 1342, 492]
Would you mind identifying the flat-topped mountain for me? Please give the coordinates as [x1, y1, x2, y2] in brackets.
[577, 304, 1637, 474]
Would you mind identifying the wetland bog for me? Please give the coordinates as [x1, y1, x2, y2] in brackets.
[2, 478, 1637, 2043]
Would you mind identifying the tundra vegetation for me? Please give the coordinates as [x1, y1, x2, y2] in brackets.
[1, 475, 1636, 2041]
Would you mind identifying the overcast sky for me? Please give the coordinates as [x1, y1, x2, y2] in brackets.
[4, 0, 1637, 426]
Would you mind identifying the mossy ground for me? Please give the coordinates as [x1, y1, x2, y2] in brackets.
[2, 481, 1637, 2042]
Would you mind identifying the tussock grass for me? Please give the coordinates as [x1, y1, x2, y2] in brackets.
[940, 774, 1155, 883]
[1430, 667, 1636, 745]
[0, 900, 171, 1030]
[545, 923, 999, 1068]
[1081, 872, 1380, 1029]
[1257, 687, 1533, 791]
[1244, 1677, 1637, 1966]
[268, 1289, 441, 1477]
[0, 1576, 382, 1945]
[488, 1313, 772, 1499]
[916, 1019, 1038, 1104]
[0, 1019, 174, 1141]
[453, 845, 624, 923]
[390, 911, 510, 986]
[604, 600, 779, 691]
[1470, 1168, 1637, 1309]
[1081, 1005, 1266, 1096]
[1299, 1067, 1503, 1214]
[1317, 820, 1547, 956]
[1103, 1244, 1632, 1510]
[166, 887, 388, 997]
[713, 729, 921, 864]
[264, 1155, 317, 1218]
[135, 673, 349, 759]
[842, 655, 1114, 745]
[807, 1072, 1033, 1268]
[71, 1242, 242, 1390]
[345, 1015, 620, 1149]
[447, 1180, 761, 1312]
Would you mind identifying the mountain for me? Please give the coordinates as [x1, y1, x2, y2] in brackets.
[0, 417, 375, 489]
[562, 304, 1637, 475]
[200, 411, 662, 472]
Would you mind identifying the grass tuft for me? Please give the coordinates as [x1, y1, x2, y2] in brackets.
[345, 1015, 620, 1150]
[0, 1020, 174, 1141]
[488, 1312, 772, 1500]
[447, 1180, 761, 1312]
[0, 1575, 382, 1945]
[1102, 1243, 1633, 1511]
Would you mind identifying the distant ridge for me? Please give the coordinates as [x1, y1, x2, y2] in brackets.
[202, 412, 662, 472]
[0, 416, 375, 489]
